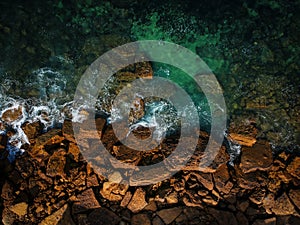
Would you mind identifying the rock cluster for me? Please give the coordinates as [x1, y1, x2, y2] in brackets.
[1, 114, 299, 225]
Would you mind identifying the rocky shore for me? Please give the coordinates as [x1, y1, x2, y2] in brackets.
[0, 114, 299, 225]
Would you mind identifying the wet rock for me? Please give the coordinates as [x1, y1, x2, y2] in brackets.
[240, 141, 273, 173]
[1, 106, 23, 123]
[46, 149, 66, 178]
[127, 188, 147, 213]
[87, 208, 120, 225]
[62, 120, 75, 143]
[288, 189, 300, 211]
[72, 189, 100, 214]
[131, 213, 151, 225]
[208, 208, 238, 225]
[252, 217, 276, 225]
[157, 207, 182, 225]
[22, 121, 42, 140]
[39, 204, 75, 225]
[263, 192, 296, 215]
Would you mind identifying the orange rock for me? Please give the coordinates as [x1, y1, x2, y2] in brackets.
[229, 133, 256, 147]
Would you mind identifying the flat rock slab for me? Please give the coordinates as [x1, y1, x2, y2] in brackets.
[127, 188, 147, 213]
[39, 204, 75, 225]
[72, 189, 100, 214]
[240, 141, 273, 173]
[157, 207, 182, 225]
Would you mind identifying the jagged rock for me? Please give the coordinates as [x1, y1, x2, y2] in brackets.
[39, 204, 75, 225]
[127, 188, 147, 213]
[287, 156, 300, 179]
[213, 163, 233, 194]
[252, 217, 276, 225]
[157, 207, 182, 225]
[143, 200, 157, 211]
[87, 208, 120, 225]
[165, 192, 178, 204]
[120, 191, 132, 207]
[72, 189, 100, 214]
[9, 202, 28, 216]
[263, 192, 296, 215]
[288, 189, 300, 211]
[100, 181, 129, 201]
[208, 208, 238, 225]
[68, 142, 81, 162]
[87, 174, 99, 187]
[22, 121, 42, 140]
[240, 141, 273, 173]
[46, 148, 66, 178]
[62, 120, 75, 142]
[229, 133, 256, 147]
[249, 189, 266, 205]
[131, 213, 151, 225]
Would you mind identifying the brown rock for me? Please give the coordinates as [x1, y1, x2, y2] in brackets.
[288, 189, 300, 211]
[68, 142, 81, 162]
[152, 216, 165, 225]
[87, 174, 99, 187]
[100, 181, 129, 201]
[46, 149, 66, 178]
[228, 133, 256, 147]
[240, 141, 273, 173]
[120, 191, 132, 207]
[62, 120, 75, 142]
[131, 214, 151, 225]
[143, 200, 157, 211]
[22, 121, 42, 140]
[208, 208, 238, 225]
[1, 106, 23, 123]
[157, 207, 182, 225]
[72, 189, 100, 214]
[287, 156, 300, 179]
[249, 189, 266, 205]
[39, 204, 75, 225]
[127, 188, 148, 213]
[9, 202, 28, 217]
[87, 208, 120, 225]
[263, 193, 296, 215]
[213, 163, 233, 194]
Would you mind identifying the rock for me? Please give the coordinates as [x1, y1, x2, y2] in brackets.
[131, 214, 151, 225]
[165, 192, 178, 204]
[263, 192, 296, 215]
[72, 189, 100, 214]
[237, 200, 249, 212]
[46, 149, 66, 178]
[39, 204, 75, 225]
[213, 163, 233, 194]
[1, 106, 23, 123]
[100, 181, 129, 201]
[229, 133, 256, 147]
[157, 207, 182, 225]
[9, 202, 28, 217]
[249, 189, 266, 205]
[252, 217, 276, 225]
[68, 142, 81, 162]
[143, 200, 157, 211]
[62, 120, 76, 143]
[288, 189, 300, 211]
[87, 208, 120, 225]
[22, 121, 42, 140]
[208, 208, 238, 225]
[87, 174, 99, 187]
[287, 156, 300, 179]
[120, 191, 132, 207]
[152, 216, 165, 225]
[240, 141, 273, 173]
[127, 188, 147, 213]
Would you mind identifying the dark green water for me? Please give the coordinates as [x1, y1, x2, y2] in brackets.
[0, 0, 299, 153]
